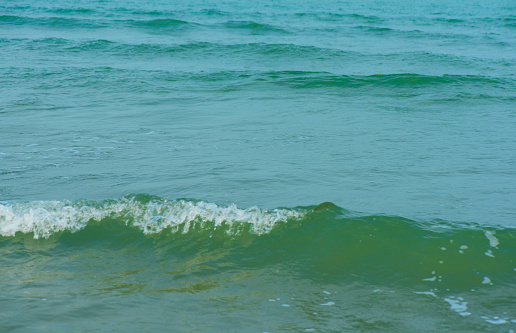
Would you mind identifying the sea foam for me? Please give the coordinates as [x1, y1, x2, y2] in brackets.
[0, 196, 306, 238]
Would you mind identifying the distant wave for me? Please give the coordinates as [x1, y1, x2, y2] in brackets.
[0, 15, 107, 29]
[220, 20, 288, 34]
[44, 8, 96, 15]
[0, 14, 290, 35]
[267, 72, 515, 89]
[294, 12, 384, 23]
[0, 15, 198, 31]
[9, 36, 513, 76]
[3, 63, 513, 102]
[129, 18, 197, 29]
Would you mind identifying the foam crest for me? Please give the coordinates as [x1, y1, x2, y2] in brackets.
[0, 200, 115, 238]
[121, 198, 306, 234]
[0, 197, 306, 238]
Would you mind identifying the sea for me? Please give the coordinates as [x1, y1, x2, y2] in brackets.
[1, 0, 515, 331]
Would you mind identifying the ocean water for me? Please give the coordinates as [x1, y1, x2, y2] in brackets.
[1, 0, 515, 331]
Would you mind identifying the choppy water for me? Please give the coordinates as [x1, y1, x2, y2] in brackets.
[1, 0, 515, 331]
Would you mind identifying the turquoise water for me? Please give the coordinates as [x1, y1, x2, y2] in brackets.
[1, 0, 516, 331]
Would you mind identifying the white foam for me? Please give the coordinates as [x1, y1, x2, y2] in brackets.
[484, 317, 507, 325]
[444, 296, 469, 315]
[414, 291, 437, 297]
[0, 198, 306, 238]
[0, 201, 112, 239]
[482, 277, 492, 285]
[129, 199, 305, 235]
[485, 231, 499, 248]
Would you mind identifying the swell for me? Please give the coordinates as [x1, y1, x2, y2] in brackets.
[266, 72, 515, 89]
[64, 41, 356, 60]
[219, 20, 288, 33]
[0, 15, 108, 29]
[0, 15, 195, 31]
[7, 36, 513, 70]
[128, 18, 197, 29]
[45, 8, 96, 15]
[3, 65, 514, 102]
[0, 14, 285, 34]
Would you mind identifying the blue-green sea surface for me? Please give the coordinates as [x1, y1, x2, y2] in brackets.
[1, 0, 515, 332]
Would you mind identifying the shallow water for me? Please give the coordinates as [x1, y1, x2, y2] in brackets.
[1, 0, 516, 331]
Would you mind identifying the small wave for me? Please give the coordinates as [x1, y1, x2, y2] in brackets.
[198, 9, 229, 17]
[347, 13, 383, 22]
[258, 72, 515, 90]
[221, 20, 288, 34]
[0, 15, 107, 29]
[66, 39, 116, 52]
[244, 43, 349, 58]
[0, 15, 24, 24]
[33, 39, 352, 60]
[294, 12, 384, 23]
[130, 10, 167, 17]
[131, 18, 198, 29]
[353, 25, 393, 33]
[45, 8, 95, 15]
[434, 17, 465, 24]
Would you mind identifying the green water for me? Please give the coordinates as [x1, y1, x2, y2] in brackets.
[1, 196, 515, 331]
[1, 0, 516, 331]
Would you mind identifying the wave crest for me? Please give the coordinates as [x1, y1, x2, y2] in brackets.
[0, 195, 306, 239]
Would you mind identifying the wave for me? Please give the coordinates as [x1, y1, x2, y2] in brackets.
[220, 20, 288, 34]
[0, 15, 107, 29]
[1, 194, 509, 239]
[45, 8, 96, 15]
[294, 12, 384, 23]
[129, 18, 197, 29]
[8, 35, 511, 67]
[0, 15, 287, 35]
[0, 15, 22, 23]
[1, 195, 515, 290]
[59, 40, 355, 61]
[253, 72, 516, 91]
[0, 194, 306, 238]
[0, 14, 197, 31]
[4, 64, 513, 102]
[129, 8, 230, 17]
[353, 25, 393, 33]
[9, 36, 513, 77]
[350, 24, 481, 41]
[16, 37, 354, 57]
[152, 71, 516, 99]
